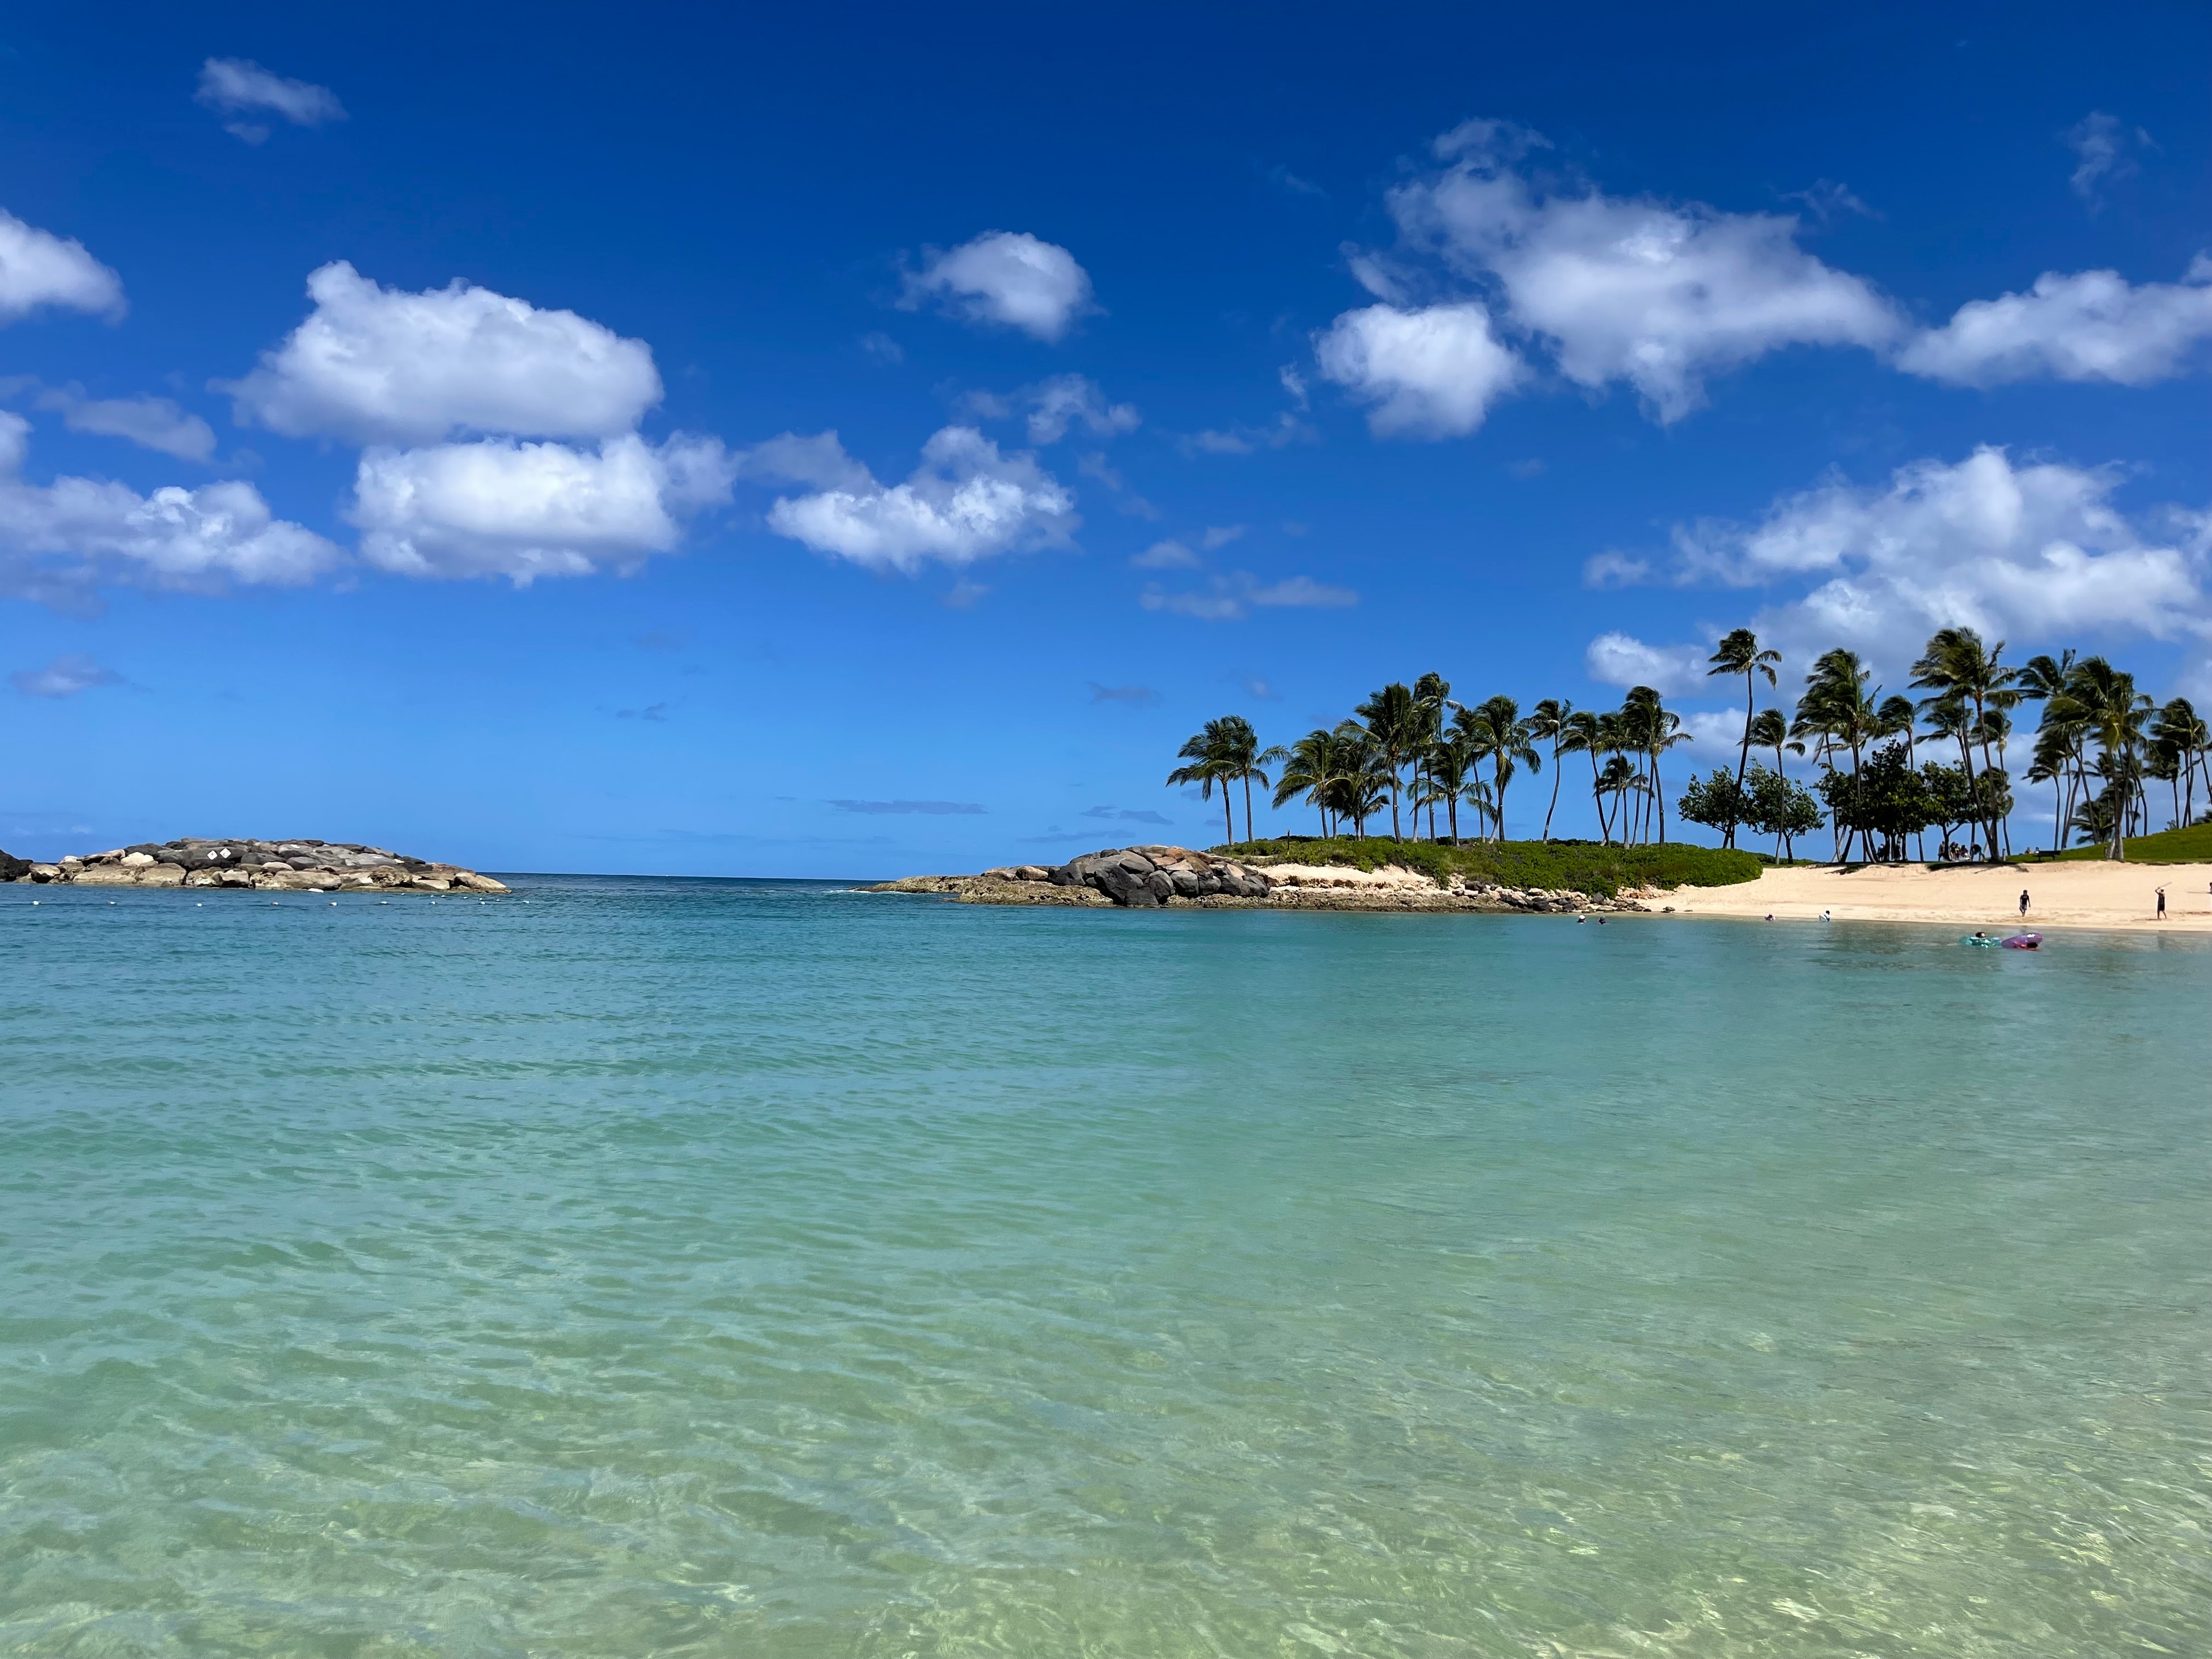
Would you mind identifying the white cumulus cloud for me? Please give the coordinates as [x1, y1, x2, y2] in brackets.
[1362, 123, 1900, 423]
[350, 433, 734, 585]
[902, 231, 1094, 342]
[0, 210, 125, 324]
[756, 426, 1075, 573]
[223, 261, 662, 445]
[196, 58, 346, 143]
[1314, 301, 1524, 436]
[1583, 631, 1710, 694]
[1898, 262, 2212, 387]
[1669, 446, 2208, 668]
[0, 413, 340, 598]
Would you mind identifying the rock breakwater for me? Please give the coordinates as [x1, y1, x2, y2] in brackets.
[0, 838, 509, 893]
[863, 846, 1649, 914]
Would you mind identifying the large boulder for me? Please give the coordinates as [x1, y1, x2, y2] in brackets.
[0, 848, 28, 881]
[1043, 845, 1270, 906]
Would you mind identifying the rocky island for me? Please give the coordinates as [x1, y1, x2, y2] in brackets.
[0, 838, 509, 893]
[864, 844, 1653, 914]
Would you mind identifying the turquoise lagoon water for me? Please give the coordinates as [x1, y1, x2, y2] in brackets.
[2, 877, 2207, 1658]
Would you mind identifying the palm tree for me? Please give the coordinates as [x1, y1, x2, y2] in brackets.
[1528, 698, 1572, 840]
[1331, 726, 1393, 839]
[1619, 686, 1688, 844]
[1411, 672, 1452, 840]
[1456, 696, 1540, 840]
[1353, 681, 1421, 840]
[2152, 698, 2209, 828]
[1745, 706, 1796, 858]
[2052, 657, 2152, 858]
[1911, 627, 2016, 862]
[1562, 710, 1607, 842]
[1707, 628, 1782, 812]
[1272, 728, 1353, 838]
[1596, 754, 1637, 840]
[2018, 650, 2082, 851]
[1747, 707, 1793, 780]
[1199, 715, 1282, 846]
[1798, 649, 1881, 860]
[1166, 719, 1240, 847]
[1460, 774, 1498, 839]
[1421, 732, 1478, 843]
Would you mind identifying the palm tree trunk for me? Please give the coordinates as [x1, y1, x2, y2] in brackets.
[1543, 741, 1563, 840]
[1654, 748, 1668, 844]
[1590, 752, 1608, 844]
[1222, 790, 1233, 849]
[1446, 793, 1458, 843]
[1242, 774, 1254, 846]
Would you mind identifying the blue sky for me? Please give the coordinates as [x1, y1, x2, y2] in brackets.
[3, 3, 2207, 873]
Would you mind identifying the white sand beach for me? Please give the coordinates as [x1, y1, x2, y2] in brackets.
[1664, 861, 2212, 933]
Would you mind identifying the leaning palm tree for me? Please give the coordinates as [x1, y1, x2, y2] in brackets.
[1353, 681, 1422, 841]
[1166, 719, 1240, 847]
[1527, 698, 1572, 840]
[1707, 628, 1782, 801]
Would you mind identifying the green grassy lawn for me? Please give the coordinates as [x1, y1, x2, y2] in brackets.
[1216, 836, 1764, 897]
[2040, 823, 2212, 863]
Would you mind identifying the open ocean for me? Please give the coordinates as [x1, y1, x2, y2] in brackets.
[2, 875, 2207, 1658]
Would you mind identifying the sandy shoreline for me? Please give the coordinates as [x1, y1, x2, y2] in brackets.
[1663, 860, 2212, 933]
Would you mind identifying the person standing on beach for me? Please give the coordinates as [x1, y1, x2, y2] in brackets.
[2156, 885, 2166, 921]
[2018, 889, 2029, 917]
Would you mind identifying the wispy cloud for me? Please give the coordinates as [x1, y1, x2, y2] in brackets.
[11, 653, 122, 698]
[830, 798, 986, 815]
[1140, 571, 1358, 622]
[196, 58, 347, 144]
[1089, 682, 1160, 706]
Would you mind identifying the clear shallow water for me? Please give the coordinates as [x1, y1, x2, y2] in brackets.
[2, 878, 2207, 1659]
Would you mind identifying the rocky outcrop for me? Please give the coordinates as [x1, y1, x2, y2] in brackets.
[5, 838, 508, 893]
[865, 846, 1270, 908]
[865, 845, 1650, 915]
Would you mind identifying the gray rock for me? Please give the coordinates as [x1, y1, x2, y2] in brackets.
[0, 848, 28, 881]
[1047, 864, 1079, 886]
[1144, 870, 1174, 901]
[1093, 863, 1157, 906]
